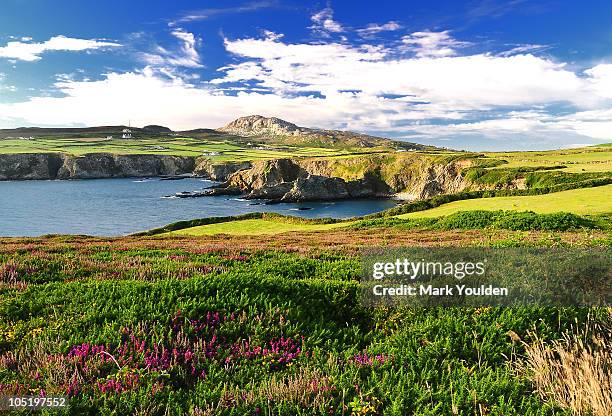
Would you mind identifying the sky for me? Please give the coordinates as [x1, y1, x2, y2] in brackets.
[1, 0, 612, 150]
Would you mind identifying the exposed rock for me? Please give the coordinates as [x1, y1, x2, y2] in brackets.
[218, 115, 304, 137]
[247, 182, 295, 200]
[56, 154, 194, 179]
[225, 159, 305, 191]
[193, 158, 251, 181]
[281, 175, 350, 201]
[0, 153, 194, 180]
[0, 153, 63, 180]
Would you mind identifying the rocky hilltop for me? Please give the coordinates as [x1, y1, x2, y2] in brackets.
[217, 115, 428, 149]
[218, 115, 304, 137]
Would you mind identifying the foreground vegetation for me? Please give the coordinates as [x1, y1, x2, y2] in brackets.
[1, 225, 610, 415]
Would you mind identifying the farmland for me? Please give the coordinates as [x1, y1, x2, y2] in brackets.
[484, 145, 612, 173]
[0, 136, 376, 161]
[399, 184, 612, 218]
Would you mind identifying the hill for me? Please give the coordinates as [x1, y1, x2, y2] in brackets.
[217, 115, 430, 150]
[0, 116, 433, 152]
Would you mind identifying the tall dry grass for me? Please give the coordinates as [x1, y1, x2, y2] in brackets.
[518, 319, 611, 416]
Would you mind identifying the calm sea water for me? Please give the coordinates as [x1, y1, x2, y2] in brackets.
[0, 178, 397, 236]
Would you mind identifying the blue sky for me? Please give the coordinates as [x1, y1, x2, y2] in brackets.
[1, 0, 612, 150]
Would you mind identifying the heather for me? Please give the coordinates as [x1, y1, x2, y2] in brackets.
[0, 234, 610, 415]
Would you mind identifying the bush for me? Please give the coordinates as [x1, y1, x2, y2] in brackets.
[354, 210, 600, 232]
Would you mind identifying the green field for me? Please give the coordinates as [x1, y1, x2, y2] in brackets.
[398, 184, 612, 219]
[162, 186, 612, 236]
[485, 145, 612, 173]
[169, 218, 348, 236]
[0, 136, 383, 161]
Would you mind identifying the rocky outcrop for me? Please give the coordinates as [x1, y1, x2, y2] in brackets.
[0, 151, 497, 205]
[205, 158, 393, 202]
[200, 155, 481, 202]
[57, 154, 195, 179]
[218, 115, 304, 137]
[193, 158, 251, 181]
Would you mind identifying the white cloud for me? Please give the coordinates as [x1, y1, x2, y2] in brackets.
[357, 21, 402, 37]
[217, 35, 586, 110]
[401, 30, 470, 58]
[585, 64, 612, 99]
[0, 67, 391, 130]
[0, 35, 120, 62]
[139, 28, 203, 68]
[1, 29, 612, 149]
[498, 43, 549, 57]
[310, 7, 344, 35]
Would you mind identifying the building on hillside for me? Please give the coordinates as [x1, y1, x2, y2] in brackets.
[122, 128, 132, 139]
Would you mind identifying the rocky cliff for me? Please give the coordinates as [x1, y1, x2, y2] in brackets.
[193, 158, 251, 181]
[204, 154, 476, 202]
[218, 115, 304, 137]
[0, 151, 502, 204]
[0, 153, 195, 180]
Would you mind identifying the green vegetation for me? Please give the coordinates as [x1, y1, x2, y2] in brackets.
[352, 210, 605, 232]
[1, 234, 609, 415]
[0, 136, 387, 161]
[484, 145, 612, 173]
[397, 185, 612, 218]
[169, 218, 347, 236]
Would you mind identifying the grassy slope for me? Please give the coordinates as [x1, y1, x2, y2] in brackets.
[169, 218, 348, 236]
[398, 184, 612, 219]
[484, 146, 612, 173]
[167, 185, 612, 236]
[1, 230, 609, 415]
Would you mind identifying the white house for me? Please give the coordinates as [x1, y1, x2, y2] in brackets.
[122, 128, 132, 139]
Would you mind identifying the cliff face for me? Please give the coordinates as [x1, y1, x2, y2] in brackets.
[0, 153, 195, 180]
[0, 152, 503, 204]
[0, 153, 64, 180]
[193, 158, 252, 181]
[57, 154, 195, 179]
[210, 155, 474, 202]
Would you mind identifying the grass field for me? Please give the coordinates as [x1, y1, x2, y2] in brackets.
[0, 136, 385, 161]
[160, 186, 612, 236]
[485, 145, 612, 173]
[169, 218, 348, 236]
[398, 184, 612, 219]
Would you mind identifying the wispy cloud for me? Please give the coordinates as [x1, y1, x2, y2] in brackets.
[498, 43, 551, 56]
[356, 21, 402, 37]
[171, 1, 279, 25]
[310, 7, 344, 36]
[0, 36, 120, 62]
[138, 28, 203, 68]
[466, 0, 538, 20]
[401, 31, 470, 58]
